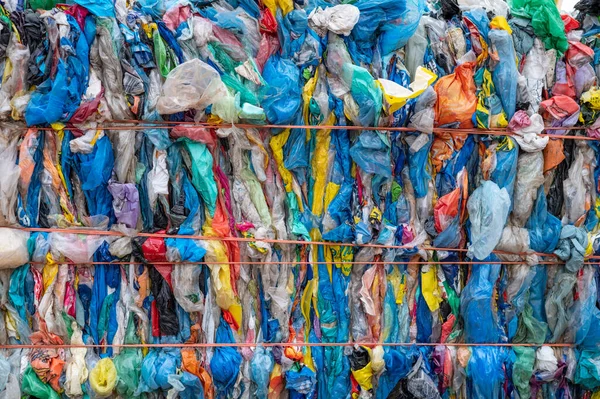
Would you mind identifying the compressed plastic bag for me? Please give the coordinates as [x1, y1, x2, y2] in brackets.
[508, 0, 568, 53]
[156, 59, 227, 115]
[261, 55, 302, 125]
[575, 351, 600, 390]
[308, 5, 360, 37]
[513, 347, 535, 399]
[488, 29, 518, 120]
[508, 111, 548, 152]
[49, 233, 106, 263]
[461, 255, 502, 343]
[510, 151, 545, 227]
[22, 366, 60, 399]
[89, 358, 117, 397]
[467, 347, 506, 398]
[250, 347, 274, 399]
[342, 64, 383, 126]
[210, 318, 242, 398]
[0, 228, 29, 268]
[467, 181, 511, 260]
[554, 225, 588, 273]
[379, 0, 424, 57]
[434, 62, 477, 128]
[526, 187, 561, 253]
[0, 124, 20, 227]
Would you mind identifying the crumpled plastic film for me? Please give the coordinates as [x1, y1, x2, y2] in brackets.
[0, 0, 597, 397]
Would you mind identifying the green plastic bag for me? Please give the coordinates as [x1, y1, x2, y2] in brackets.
[576, 350, 600, 391]
[341, 63, 383, 126]
[507, 0, 568, 54]
[513, 302, 548, 345]
[512, 347, 535, 399]
[183, 139, 218, 217]
[27, 0, 59, 9]
[114, 318, 143, 397]
[22, 366, 61, 399]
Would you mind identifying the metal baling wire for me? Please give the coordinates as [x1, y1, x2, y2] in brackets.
[8, 226, 565, 257]
[0, 343, 577, 349]
[24, 260, 593, 265]
[18, 225, 600, 259]
[20, 121, 598, 141]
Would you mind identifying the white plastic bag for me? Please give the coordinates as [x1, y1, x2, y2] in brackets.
[0, 124, 20, 226]
[508, 112, 548, 152]
[522, 39, 549, 113]
[0, 228, 29, 269]
[49, 233, 106, 263]
[510, 151, 545, 227]
[308, 5, 360, 37]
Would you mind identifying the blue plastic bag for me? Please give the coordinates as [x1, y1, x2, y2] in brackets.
[210, 318, 242, 398]
[261, 55, 302, 125]
[488, 30, 518, 120]
[460, 255, 503, 343]
[349, 131, 392, 176]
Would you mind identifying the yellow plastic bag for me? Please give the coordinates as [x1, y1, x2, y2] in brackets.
[90, 358, 117, 398]
[490, 16, 513, 33]
[376, 67, 437, 114]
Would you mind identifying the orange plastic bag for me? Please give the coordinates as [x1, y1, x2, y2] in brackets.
[29, 329, 66, 393]
[434, 62, 477, 128]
